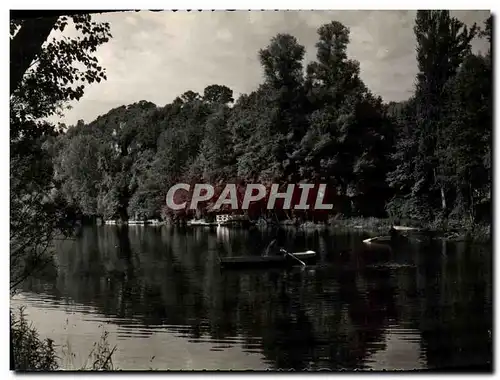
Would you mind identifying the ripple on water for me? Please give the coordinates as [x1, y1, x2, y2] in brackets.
[364, 327, 426, 371]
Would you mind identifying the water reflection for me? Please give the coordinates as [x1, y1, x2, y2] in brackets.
[15, 226, 492, 371]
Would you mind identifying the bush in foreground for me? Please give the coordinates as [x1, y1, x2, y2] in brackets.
[11, 307, 116, 371]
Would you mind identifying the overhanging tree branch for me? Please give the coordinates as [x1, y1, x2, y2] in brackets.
[10, 16, 58, 95]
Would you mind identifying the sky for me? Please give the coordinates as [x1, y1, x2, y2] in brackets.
[49, 10, 491, 126]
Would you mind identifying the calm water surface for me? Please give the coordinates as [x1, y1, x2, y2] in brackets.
[12, 226, 492, 371]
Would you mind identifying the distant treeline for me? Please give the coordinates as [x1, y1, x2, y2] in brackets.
[41, 12, 491, 227]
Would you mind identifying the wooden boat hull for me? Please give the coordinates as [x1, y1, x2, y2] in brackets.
[220, 251, 317, 269]
[187, 220, 255, 227]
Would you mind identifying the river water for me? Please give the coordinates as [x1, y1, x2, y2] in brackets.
[11, 225, 492, 371]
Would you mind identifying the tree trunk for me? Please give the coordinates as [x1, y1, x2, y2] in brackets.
[10, 17, 58, 95]
[469, 181, 475, 224]
[284, 210, 291, 220]
[10, 313, 15, 370]
[440, 185, 447, 213]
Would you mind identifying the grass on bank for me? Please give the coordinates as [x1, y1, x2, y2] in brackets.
[331, 216, 490, 242]
[277, 215, 490, 243]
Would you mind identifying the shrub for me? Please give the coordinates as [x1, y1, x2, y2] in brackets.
[11, 307, 117, 371]
[10, 307, 58, 371]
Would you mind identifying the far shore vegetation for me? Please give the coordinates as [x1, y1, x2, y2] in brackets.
[47, 14, 490, 243]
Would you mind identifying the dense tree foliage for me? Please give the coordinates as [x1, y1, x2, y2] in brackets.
[49, 12, 492, 230]
[386, 12, 491, 228]
[10, 13, 112, 289]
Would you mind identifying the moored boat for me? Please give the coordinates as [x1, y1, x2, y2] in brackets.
[363, 236, 393, 244]
[187, 219, 217, 227]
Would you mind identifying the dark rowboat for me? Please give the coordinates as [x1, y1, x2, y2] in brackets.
[219, 250, 317, 269]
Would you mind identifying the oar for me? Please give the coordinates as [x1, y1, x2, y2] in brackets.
[282, 249, 306, 266]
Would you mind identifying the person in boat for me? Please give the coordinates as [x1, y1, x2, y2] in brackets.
[264, 228, 289, 257]
[389, 225, 399, 240]
[263, 239, 280, 256]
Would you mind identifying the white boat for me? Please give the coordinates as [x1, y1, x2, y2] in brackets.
[363, 236, 392, 244]
[187, 219, 217, 226]
[393, 225, 421, 231]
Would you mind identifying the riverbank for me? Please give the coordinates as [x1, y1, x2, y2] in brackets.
[96, 216, 490, 243]
[276, 217, 490, 243]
